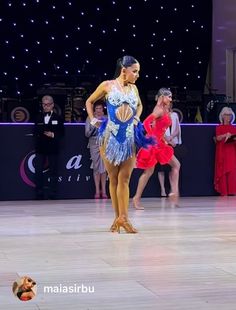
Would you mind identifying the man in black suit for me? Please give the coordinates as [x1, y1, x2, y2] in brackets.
[34, 95, 64, 199]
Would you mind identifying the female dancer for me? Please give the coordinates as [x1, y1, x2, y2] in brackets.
[133, 88, 181, 209]
[158, 104, 182, 197]
[86, 55, 143, 233]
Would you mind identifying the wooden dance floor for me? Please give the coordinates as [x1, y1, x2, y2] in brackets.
[1, 196, 236, 309]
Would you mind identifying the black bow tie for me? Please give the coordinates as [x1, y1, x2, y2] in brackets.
[44, 112, 51, 116]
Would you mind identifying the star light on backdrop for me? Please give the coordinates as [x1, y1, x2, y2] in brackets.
[0, 1, 211, 104]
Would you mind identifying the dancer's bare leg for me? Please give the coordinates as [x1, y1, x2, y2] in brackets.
[133, 166, 155, 209]
[168, 155, 180, 201]
[100, 147, 119, 231]
[101, 146, 137, 232]
[117, 156, 136, 218]
[102, 161, 119, 214]
[115, 155, 137, 233]
[158, 171, 167, 197]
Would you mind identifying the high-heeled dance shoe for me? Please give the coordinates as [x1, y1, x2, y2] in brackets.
[94, 193, 100, 199]
[132, 197, 144, 210]
[116, 217, 138, 233]
[109, 218, 119, 233]
[101, 193, 108, 199]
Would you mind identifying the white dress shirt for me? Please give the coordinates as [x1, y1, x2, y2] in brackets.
[165, 112, 182, 145]
[44, 111, 52, 124]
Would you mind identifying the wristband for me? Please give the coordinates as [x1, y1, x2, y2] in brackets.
[90, 117, 99, 126]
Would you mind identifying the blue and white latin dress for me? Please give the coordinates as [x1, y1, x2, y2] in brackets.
[99, 84, 138, 166]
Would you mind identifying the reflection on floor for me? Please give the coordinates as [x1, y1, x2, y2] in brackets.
[0, 196, 236, 309]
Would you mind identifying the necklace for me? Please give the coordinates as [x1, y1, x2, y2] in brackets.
[116, 78, 129, 95]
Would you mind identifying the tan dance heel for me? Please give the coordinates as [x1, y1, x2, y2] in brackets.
[116, 217, 138, 234]
[109, 218, 119, 233]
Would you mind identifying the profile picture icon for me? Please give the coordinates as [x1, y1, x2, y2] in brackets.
[12, 276, 37, 301]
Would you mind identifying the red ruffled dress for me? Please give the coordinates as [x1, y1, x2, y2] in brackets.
[136, 113, 174, 169]
[214, 124, 236, 195]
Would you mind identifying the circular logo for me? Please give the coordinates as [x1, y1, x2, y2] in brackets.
[20, 151, 36, 187]
[20, 151, 49, 187]
[12, 276, 37, 301]
[11, 106, 30, 122]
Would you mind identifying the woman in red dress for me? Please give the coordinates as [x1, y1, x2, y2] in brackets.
[133, 88, 181, 209]
[214, 106, 236, 196]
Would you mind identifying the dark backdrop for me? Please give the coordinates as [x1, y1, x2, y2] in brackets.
[0, 1, 212, 97]
[0, 124, 217, 201]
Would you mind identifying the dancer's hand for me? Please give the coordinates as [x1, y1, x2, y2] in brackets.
[90, 117, 102, 128]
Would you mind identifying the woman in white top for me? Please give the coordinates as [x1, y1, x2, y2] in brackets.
[158, 110, 182, 197]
